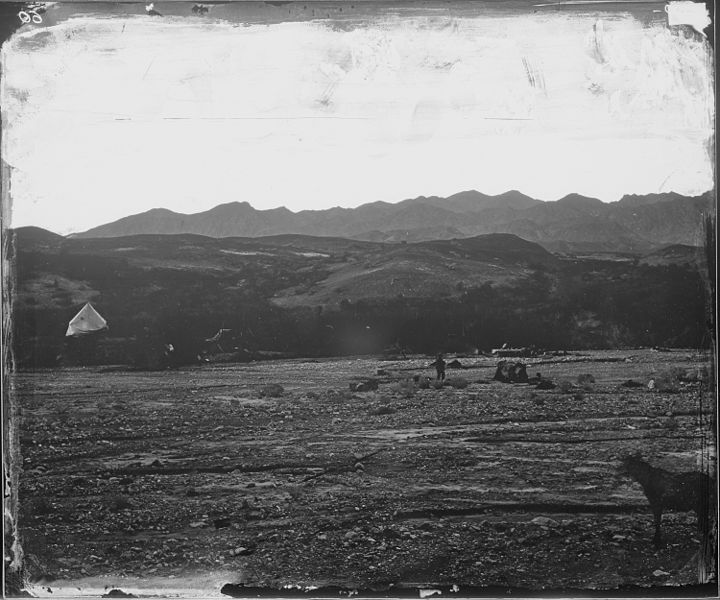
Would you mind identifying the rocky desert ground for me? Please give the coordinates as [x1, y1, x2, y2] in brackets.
[12, 348, 717, 596]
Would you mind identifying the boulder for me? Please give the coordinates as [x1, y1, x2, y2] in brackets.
[351, 379, 379, 392]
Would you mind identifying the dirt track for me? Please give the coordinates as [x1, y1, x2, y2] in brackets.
[13, 349, 717, 594]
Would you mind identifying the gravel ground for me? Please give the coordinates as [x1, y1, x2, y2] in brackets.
[12, 348, 717, 595]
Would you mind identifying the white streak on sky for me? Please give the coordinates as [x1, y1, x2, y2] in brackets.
[1, 11, 714, 234]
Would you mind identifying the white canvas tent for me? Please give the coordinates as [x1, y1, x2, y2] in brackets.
[65, 302, 108, 337]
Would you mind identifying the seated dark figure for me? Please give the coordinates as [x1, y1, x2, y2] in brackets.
[493, 360, 509, 382]
[513, 363, 528, 383]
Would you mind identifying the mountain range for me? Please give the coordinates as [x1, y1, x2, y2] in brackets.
[75, 190, 714, 253]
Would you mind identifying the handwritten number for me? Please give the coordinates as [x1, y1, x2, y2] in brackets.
[18, 9, 43, 24]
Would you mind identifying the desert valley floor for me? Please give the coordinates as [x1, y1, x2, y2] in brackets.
[12, 348, 717, 596]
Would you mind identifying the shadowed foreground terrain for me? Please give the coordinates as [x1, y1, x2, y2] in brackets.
[15, 349, 716, 596]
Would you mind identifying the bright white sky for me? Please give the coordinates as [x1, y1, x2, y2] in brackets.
[1, 5, 714, 234]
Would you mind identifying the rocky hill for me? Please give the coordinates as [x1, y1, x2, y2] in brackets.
[74, 190, 714, 254]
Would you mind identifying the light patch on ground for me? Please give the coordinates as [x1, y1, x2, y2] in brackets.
[293, 251, 331, 258]
[219, 250, 275, 256]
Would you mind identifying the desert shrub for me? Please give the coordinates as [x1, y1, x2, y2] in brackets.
[557, 380, 574, 394]
[325, 388, 354, 402]
[445, 377, 469, 389]
[390, 379, 416, 398]
[661, 367, 686, 381]
[431, 380, 444, 390]
[576, 374, 595, 388]
[259, 383, 284, 398]
[531, 393, 544, 406]
[105, 494, 132, 512]
[649, 374, 679, 393]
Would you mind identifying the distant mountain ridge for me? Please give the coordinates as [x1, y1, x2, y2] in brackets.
[74, 190, 714, 253]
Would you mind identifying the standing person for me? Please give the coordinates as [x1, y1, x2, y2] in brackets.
[434, 353, 446, 381]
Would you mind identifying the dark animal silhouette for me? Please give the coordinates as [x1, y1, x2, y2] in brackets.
[620, 455, 714, 547]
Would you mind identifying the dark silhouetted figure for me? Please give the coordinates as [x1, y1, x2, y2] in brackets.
[514, 363, 528, 383]
[493, 360, 509, 382]
[432, 354, 446, 381]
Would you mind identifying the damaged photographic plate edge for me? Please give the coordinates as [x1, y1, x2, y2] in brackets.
[0, 0, 717, 597]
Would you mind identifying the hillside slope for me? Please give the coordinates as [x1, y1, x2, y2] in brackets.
[11, 228, 709, 366]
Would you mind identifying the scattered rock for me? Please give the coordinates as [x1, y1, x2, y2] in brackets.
[351, 379, 379, 392]
[557, 380, 574, 393]
[189, 521, 207, 528]
[102, 590, 136, 598]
